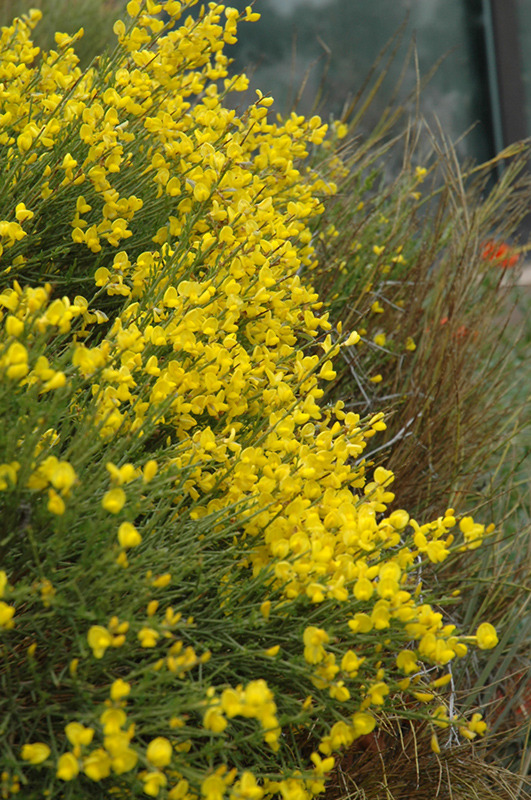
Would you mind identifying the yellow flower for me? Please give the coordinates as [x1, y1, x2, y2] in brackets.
[15, 202, 34, 223]
[476, 622, 498, 650]
[65, 722, 94, 747]
[102, 487, 126, 514]
[348, 613, 373, 633]
[231, 771, 264, 800]
[147, 737, 172, 768]
[413, 691, 434, 703]
[459, 516, 485, 549]
[100, 708, 127, 734]
[310, 752, 335, 776]
[57, 752, 80, 781]
[303, 626, 329, 664]
[106, 463, 138, 486]
[388, 509, 409, 529]
[352, 712, 376, 736]
[204, 706, 228, 733]
[341, 650, 364, 675]
[152, 573, 171, 588]
[5, 342, 28, 380]
[138, 627, 159, 647]
[117, 521, 142, 548]
[21, 743, 51, 764]
[367, 681, 389, 705]
[202, 774, 226, 800]
[127, 1, 141, 18]
[353, 578, 373, 601]
[426, 540, 450, 563]
[328, 720, 355, 750]
[47, 488, 65, 515]
[396, 650, 418, 675]
[83, 748, 112, 781]
[334, 122, 348, 139]
[318, 360, 336, 381]
[432, 705, 450, 728]
[260, 600, 271, 619]
[221, 688, 243, 718]
[468, 712, 487, 735]
[329, 681, 350, 701]
[371, 600, 390, 629]
[374, 466, 394, 485]
[110, 678, 131, 701]
[342, 329, 360, 346]
[143, 459, 158, 483]
[5, 316, 24, 337]
[109, 744, 138, 775]
[87, 625, 113, 658]
[0, 601, 15, 629]
[143, 772, 168, 797]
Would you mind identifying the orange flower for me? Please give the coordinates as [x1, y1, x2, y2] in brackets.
[481, 240, 519, 269]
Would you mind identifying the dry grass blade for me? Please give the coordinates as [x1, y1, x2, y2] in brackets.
[325, 719, 531, 800]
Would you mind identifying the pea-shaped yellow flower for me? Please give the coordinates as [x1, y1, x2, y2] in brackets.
[143, 459, 158, 483]
[110, 678, 131, 701]
[87, 625, 113, 658]
[0, 601, 15, 628]
[303, 626, 329, 664]
[234, 772, 264, 800]
[146, 736, 172, 768]
[100, 708, 127, 734]
[373, 466, 394, 485]
[396, 650, 418, 675]
[137, 627, 159, 647]
[203, 706, 227, 733]
[143, 771, 168, 797]
[342, 329, 360, 346]
[15, 202, 34, 223]
[102, 487, 126, 514]
[388, 509, 409, 529]
[476, 622, 498, 650]
[21, 742, 51, 764]
[117, 521, 141, 548]
[202, 775, 225, 800]
[65, 722, 94, 747]
[352, 711, 376, 736]
[83, 748, 112, 781]
[57, 752, 79, 781]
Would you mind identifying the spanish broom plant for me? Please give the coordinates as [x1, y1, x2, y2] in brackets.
[0, 3, 517, 800]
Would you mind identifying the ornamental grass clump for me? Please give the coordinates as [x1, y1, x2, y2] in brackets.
[309, 124, 531, 519]
[0, 3, 502, 799]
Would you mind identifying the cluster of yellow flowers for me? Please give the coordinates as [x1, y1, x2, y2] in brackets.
[0, 2, 499, 798]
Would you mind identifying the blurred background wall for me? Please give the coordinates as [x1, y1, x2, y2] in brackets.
[226, 0, 493, 163]
[2, 0, 530, 166]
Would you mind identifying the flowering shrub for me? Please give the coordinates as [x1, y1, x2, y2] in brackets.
[0, 3, 499, 799]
